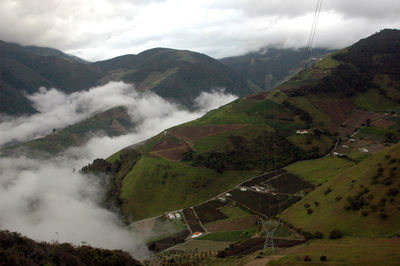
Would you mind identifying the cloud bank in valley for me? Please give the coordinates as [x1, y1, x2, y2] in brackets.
[0, 81, 236, 148]
[0, 82, 238, 256]
[0, 156, 149, 256]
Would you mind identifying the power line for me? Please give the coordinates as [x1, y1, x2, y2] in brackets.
[304, 0, 323, 69]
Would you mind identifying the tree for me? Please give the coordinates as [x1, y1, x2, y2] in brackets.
[329, 229, 343, 239]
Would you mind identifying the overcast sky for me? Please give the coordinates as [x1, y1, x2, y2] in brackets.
[0, 0, 399, 61]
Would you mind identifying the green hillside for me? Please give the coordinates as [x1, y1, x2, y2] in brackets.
[90, 29, 400, 224]
[282, 142, 400, 237]
[105, 86, 338, 220]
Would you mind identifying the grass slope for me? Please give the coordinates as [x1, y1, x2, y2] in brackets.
[120, 156, 259, 220]
[283, 143, 400, 237]
[270, 237, 400, 265]
[285, 157, 355, 185]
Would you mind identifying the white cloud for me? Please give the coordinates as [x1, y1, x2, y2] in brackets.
[0, 155, 149, 256]
[0, 82, 135, 146]
[0, 82, 237, 148]
[0, 0, 398, 60]
[0, 81, 237, 255]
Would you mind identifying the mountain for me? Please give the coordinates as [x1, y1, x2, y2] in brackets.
[220, 47, 334, 91]
[23, 44, 89, 64]
[93, 48, 261, 107]
[0, 42, 261, 115]
[0, 41, 102, 115]
[87, 29, 400, 223]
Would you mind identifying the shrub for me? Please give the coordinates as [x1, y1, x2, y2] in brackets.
[379, 198, 387, 207]
[345, 195, 367, 211]
[217, 251, 226, 258]
[324, 188, 332, 195]
[304, 203, 311, 208]
[302, 231, 314, 240]
[307, 208, 313, 215]
[320, 255, 328, 261]
[379, 212, 389, 220]
[335, 196, 342, 201]
[387, 188, 399, 197]
[314, 201, 320, 207]
[304, 255, 312, 262]
[314, 231, 324, 239]
[381, 177, 393, 186]
[329, 229, 343, 239]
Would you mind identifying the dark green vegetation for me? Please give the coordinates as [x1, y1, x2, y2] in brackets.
[221, 47, 333, 91]
[0, 41, 261, 115]
[81, 149, 141, 210]
[0, 230, 141, 265]
[2, 106, 134, 156]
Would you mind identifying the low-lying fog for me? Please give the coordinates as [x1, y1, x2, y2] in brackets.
[0, 82, 237, 256]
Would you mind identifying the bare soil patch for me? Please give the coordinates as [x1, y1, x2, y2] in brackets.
[264, 173, 314, 194]
[372, 118, 396, 128]
[230, 190, 301, 217]
[172, 124, 247, 142]
[132, 218, 156, 234]
[343, 110, 384, 128]
[152, 139, 184, 151]
[247, 93, 267, 100]
[206, 215, 258, 232]
[316, 98, 354, 127]
[182, 208, 205, 233]
[352, 139, 386, 153]
[156, 145, 189, 161]
[194, 200, 228, 224]
[111, 119, 127, 134]
[148, 229, 190, 252]
[150, 138, 189, 160]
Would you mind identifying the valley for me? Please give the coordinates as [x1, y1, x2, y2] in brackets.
[1, 29, 400, 265]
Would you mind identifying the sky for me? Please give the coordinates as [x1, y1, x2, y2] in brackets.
[0, 0, 399, 61]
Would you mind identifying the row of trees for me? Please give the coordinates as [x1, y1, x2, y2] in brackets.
[183, 132, 311, 173]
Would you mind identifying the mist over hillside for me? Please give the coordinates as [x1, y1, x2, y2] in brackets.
[0, 81, 237, 256]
